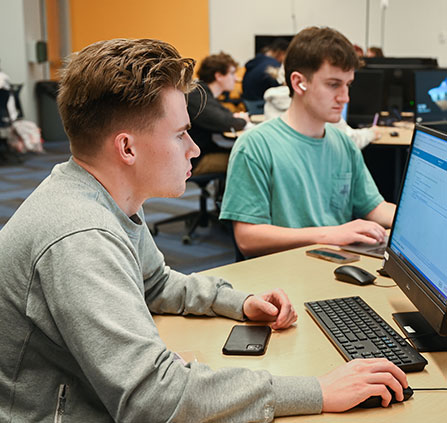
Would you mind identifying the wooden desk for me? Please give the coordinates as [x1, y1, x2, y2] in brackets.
[373, 123, 414, 146]
[250, 114, 265, 124]
[154, 247, 447, 422]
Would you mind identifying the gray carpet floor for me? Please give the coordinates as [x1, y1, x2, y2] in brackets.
[0, 141, 235, 274]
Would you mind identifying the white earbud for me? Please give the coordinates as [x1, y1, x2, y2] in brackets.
[298, 82, 307, 91]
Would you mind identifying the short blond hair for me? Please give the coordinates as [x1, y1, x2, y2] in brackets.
[58, 38, 195, 155]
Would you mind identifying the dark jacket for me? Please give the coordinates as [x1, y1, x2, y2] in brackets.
[187, 80, 246, 168]
[242, 54, 281, 101]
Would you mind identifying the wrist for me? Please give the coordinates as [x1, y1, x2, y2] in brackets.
[242, 294, 254, 319]
[311, 226, 333, 245]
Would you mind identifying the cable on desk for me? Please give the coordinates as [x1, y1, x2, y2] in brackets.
[372, 281, 397, 288]
[374, 267, 397, 287]
[412, 387, 447, 391]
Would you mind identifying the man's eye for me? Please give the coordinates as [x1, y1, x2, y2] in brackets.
[178, 132, 185, 140]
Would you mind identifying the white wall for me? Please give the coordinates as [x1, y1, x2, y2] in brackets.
[209, 0, 447, 67]
[0, 0, 48, 123]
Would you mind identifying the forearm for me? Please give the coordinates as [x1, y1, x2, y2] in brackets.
[172, 365, 322, 422]
[365, 201, 396, 228]
[195, 101, 246, 132]
[146, 266, 249, 320]
[234, 222, 332, 257]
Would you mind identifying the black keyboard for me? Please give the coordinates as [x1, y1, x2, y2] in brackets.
[305, 296, 427, 372]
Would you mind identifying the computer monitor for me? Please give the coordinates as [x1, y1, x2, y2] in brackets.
[341, 103, 348, 122]
[347, 68, 384, 128]
[414, 69, 447, 124]
[383, 124, 447, 352]
[363, 57, 438, 113]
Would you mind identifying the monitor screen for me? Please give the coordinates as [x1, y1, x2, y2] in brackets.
[341, 103, 348, 122]
[363, 57, 438, 113]
[384, 125, 447, 349]
[414, 69, 447, 123]
[347, 69, 384, 127]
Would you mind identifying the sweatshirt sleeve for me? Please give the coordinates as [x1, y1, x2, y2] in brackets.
[188, 85, 247, 132]
[28, 229, 322, 422]
[145, 265, 250, 321]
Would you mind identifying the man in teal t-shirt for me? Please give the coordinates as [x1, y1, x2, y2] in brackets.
[220, 27, 396, 258]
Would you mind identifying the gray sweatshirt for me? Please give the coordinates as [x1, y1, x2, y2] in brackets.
[0, 158, 322, 422]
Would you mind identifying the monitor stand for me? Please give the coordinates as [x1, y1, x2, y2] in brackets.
[393, 312, 447, 352]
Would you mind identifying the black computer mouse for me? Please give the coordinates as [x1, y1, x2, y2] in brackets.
[358, 386, 414, 408]
[334, 265, 377, 285]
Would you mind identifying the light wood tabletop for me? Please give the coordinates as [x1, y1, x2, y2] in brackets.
[373, 123, 414, 146]
[225, 122, 415, 145]
[154, 246, 447, 422]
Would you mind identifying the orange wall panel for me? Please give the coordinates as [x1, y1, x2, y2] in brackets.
[45, 0, 61, 79]
[69, 0, 209, 63]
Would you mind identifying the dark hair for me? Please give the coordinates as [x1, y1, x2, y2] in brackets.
[368, 46, 384, 58]
[267, 38, 290, 53]
[284, 27, 361, 96]
[57, 38, 195, 156]
[197, 52, 238, 84]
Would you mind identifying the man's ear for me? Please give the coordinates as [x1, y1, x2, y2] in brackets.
[290, 71, 308, 94]
[114, 132, 136, 165]
[214, 71, 224, 83]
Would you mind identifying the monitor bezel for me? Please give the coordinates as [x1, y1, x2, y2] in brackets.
[383, 124, 447, 336]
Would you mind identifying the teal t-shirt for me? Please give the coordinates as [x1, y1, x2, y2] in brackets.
[220, 117, 383, 228]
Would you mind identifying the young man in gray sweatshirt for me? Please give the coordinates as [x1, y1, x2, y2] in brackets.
[0, 38, 407, 422]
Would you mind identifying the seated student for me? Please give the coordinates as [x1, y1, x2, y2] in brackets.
[0, 38, 408, 422]
[367, 46, 385, 58]
[242, 38, 289, 113]
[263, 83, 381, 150]
[220, 27, 396, 258]
[187, 52, 249, 175]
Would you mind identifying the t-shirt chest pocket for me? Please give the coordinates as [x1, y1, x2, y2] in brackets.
[330, 173, 352, 211]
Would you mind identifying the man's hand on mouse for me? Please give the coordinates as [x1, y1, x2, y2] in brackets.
[243, 289, 297, 330]
[317, 358, 408, 412]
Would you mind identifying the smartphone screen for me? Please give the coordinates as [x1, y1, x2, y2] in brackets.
[306, 248, 360, 264]
[222, 325, 271, 356]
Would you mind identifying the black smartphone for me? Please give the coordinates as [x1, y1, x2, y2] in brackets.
[222, 325, 271, 356]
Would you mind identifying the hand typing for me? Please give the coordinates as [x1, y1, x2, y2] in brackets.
[321, 219, 386, 246]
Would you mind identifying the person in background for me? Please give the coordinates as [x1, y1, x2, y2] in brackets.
[187, 52, 249, 175]
[0, 37, 408, 422]
[353, 44, 364, 57]
[221, 26, 395, 258]
[263, 66, 380, 150]
[367, 46, 385, 58]
[242, 38, 289, 114]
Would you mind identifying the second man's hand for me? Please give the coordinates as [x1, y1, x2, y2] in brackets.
[243, 288, 298, 330]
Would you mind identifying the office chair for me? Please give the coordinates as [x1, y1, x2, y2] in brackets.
[10, 84, 24, 119]
[0, 88, 12, 163]
[243, 99, 265, 115]
[0, 87, 26, 164]
[151, 172, 226, 244]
